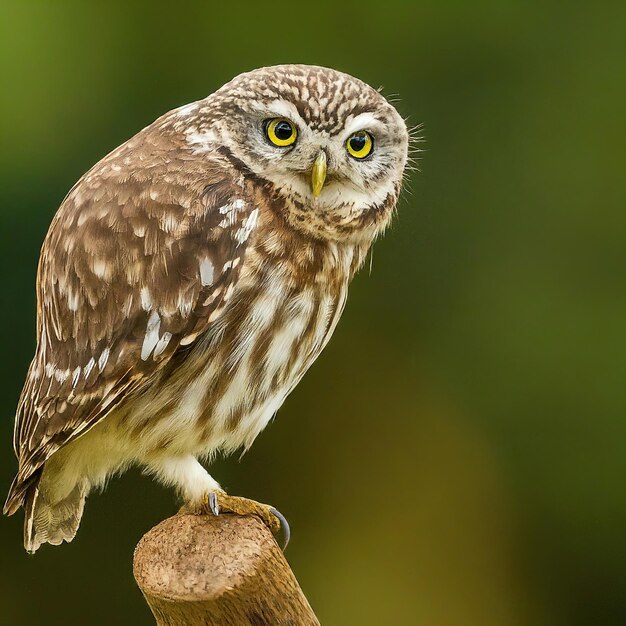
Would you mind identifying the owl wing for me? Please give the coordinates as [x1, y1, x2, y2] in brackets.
[6, 151, 258, 511]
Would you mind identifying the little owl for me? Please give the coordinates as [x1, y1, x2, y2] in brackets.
[4, 64, 410, 552]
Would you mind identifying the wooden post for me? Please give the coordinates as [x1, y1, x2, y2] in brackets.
[133, 513, 321, 625]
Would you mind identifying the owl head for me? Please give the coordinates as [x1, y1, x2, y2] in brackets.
[175, 65, 409, 242]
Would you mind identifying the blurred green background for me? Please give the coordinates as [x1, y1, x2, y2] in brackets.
[0, 1, 623, 625]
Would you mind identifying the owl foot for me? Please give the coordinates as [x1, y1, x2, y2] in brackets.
[203, 491, 290, 550]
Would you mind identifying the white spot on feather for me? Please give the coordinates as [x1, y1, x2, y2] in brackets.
[179, 332, 198, 346]
[141, 311, 161, 360]
[218, 200, 244, 214]
[67, 291, 79, 311]
[72, 367, 81, 388]
[92, 258, 109, 279]
[98, 348, 110, 372]
[177, 293, 194, 317]
[140, 287, 152, 311]
[233, 208, 259, 245]
[159, 213, 178, 233]
[199, 257, 215, 286]
[223, 285, 235, 301]
[83, 358, 96, 379]
[217, 199, 247, 227]
[153, 332, 172, 357]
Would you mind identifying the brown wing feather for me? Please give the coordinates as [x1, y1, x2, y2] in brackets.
[5, 142, 257, 513]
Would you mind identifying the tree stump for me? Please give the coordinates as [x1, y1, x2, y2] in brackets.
[133, 513, 320, 625]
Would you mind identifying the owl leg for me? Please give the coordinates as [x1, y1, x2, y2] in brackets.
[204, 491, 290, 550]
[144, 455, 221, 503]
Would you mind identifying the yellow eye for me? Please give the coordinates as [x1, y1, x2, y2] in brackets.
[346, 130, 373, 159]
[265, 118, 297, 147]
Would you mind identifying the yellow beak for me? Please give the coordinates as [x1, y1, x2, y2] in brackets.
[311, 151, 327, 197]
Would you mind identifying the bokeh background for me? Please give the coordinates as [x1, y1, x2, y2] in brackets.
[0, 1, 623, 625]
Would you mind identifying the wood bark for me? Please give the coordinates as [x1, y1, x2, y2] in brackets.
[133, 513, 320, 625]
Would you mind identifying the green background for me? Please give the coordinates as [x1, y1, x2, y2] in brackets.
[0, 2, 623, 625]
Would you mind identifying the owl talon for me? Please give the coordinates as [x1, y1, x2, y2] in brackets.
[204, 492, 290, 550]
[269, 506, 290, 550]
[208, 491, 220, 515]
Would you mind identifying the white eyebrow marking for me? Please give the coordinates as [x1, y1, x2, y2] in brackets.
[343, 112, 381, 137]
[254, 99, 305, 126]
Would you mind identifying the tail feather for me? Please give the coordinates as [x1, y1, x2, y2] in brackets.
[4, 470, 40, 516]
[22, 482, 86, 554]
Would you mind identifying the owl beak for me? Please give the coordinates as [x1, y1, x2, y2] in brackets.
[311, 151, 327, 198]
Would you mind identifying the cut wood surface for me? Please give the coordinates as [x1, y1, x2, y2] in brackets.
[133, 513, 320, 626]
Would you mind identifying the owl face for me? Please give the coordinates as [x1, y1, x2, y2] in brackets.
[182, 65, 409, 242]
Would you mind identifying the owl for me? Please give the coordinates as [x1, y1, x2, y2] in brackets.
[4, 64, 410, 552]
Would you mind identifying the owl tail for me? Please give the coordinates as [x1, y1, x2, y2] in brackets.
[22, 481, 86, 554]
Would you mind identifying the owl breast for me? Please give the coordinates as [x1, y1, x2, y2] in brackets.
[120, 235, 363, 459]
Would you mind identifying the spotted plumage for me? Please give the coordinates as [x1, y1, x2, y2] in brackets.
[4, 64, 410, 552]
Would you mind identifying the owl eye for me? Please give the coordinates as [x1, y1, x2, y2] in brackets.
[265, 118, 297, 147]
[346, 131, 374, 159]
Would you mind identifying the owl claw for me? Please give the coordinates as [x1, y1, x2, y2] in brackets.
[204, 492, 290, 551]
[269, 506, 290, 550]
[208, 491, 220, 516]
